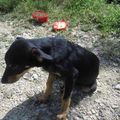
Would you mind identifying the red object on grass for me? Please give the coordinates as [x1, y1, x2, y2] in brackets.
[53, 21, 68, 31]
[32, 10, 48, 23]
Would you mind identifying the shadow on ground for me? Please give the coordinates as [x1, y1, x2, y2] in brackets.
[28, 19, 44, 26]
[2, 80, 93, 120]
[92, 37, 120, 65]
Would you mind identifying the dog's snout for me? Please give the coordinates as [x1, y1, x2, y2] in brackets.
[1, 75, 18, 84]
[1, 75, 9, 84]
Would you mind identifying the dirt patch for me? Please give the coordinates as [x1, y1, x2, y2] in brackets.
[0, 21, 120, 120]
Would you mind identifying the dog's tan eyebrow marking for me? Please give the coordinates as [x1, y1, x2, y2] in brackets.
[8, 64, 12, 67]
[25, 66, 30, 68]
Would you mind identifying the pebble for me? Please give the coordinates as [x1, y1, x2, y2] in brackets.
[74, 116, 82, 120]
[114, 84, 120, 90]
[87, 111, 92, 115]
[83, 116, 89, 120]
[23, 73, 31, 80]
[99, 103, 105, 107]
[95, 99, 101, 103]
[112, 104, 119, 109]
[90, 115, 97, 120]
[32, 74, 38, 80]
[113, 63, 118, 67]
[4, 91, 13, 99]
[91, 109, 96, 114]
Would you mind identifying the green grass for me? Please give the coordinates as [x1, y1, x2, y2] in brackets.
[0, 0, 120, 36]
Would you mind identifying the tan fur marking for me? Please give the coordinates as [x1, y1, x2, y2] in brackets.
[57, 98, 71, 120]
[38, 73, 55, 102]
[7, 69, 30, 83]
[44, 73, 55, 98]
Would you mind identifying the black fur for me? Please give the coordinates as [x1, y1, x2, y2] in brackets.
[1, 36, 99, 100]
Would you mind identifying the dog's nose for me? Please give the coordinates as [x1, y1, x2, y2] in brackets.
[1, 76, 8, 84]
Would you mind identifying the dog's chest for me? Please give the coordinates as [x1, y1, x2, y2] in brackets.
[42, 65, 61, 77]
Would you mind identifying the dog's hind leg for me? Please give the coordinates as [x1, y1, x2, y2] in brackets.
[37, 73, 55, 103]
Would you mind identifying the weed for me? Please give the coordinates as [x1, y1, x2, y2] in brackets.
[0, 0, 120, 35]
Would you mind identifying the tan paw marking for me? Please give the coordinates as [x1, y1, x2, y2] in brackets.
[57, 113, 67, 120]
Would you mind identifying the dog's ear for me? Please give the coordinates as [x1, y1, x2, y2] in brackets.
[31, 47, 53, 62]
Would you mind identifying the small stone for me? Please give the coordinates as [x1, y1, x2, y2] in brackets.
[32, 74, 38, 80]
[83, 116, 89, 120]
[99, 103, 104, 107]
[74, 116, 82, 120]
[113, 62, 118, 67]
[72, 31, 77, 36]
[4, 91, 13, 99]
[91, 109, 96, 114]
[92, 115, 97, 120]
[23, 73, 31, 80]
[112, 104, 119, 109]
[87, 111, 92, 115]
[114, 84, 120, 90]
[95, 99, 101, 103]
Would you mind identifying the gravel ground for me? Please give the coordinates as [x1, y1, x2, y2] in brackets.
[0, 20, 120, 120]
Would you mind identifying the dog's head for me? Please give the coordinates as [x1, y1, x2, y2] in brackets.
[1, 37, 53, 84]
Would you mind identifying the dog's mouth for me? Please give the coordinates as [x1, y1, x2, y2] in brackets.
[1, 74, 22, 84]
[1, 71, 28, 84]
[1, 68, 30, 84]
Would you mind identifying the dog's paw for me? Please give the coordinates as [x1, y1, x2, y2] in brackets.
[57, 113, 67, 120]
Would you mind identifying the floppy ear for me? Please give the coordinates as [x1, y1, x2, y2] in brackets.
[31, 47, 53, 62]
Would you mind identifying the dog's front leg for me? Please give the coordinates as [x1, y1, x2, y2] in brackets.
[38, 73, 55, 103]
[57, 78, 73, 120]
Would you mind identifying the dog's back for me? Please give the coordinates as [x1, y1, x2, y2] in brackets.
[29, 36, 99, 85]
[31, 36, 99, 86]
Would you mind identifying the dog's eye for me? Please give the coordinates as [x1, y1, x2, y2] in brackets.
[8, 64, 12, 68]
[25, 66, 30, 69]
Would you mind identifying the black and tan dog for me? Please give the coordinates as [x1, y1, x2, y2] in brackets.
[1, 36, 99, 120]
